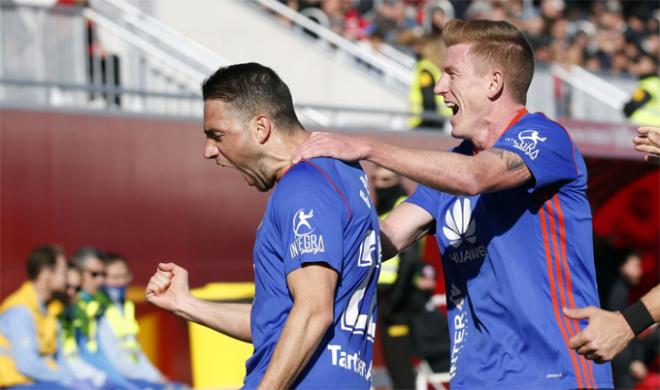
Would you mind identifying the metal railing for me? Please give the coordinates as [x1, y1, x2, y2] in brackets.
[250, 0, 414, 90]
[88, 0, 230, 75]
[0, 0, 637, 127]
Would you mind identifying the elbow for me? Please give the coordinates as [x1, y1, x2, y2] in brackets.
[304, 303, 333, 332]
[313, 308, 334, 331]
[447, 160, 484, 196]
[14, 355, 36, 376]
[456, 175, 482, 196]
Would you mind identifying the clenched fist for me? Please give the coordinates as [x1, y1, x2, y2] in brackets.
[145, 262, 191, 313]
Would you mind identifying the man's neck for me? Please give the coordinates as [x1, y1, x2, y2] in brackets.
[32, 279, 50, 305]
[472, 104, 526, 151]
[269, 130, 310, 181]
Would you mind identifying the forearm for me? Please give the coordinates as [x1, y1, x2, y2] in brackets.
[380, 229, 400, 260]
[380, 205, 433, 257]
[640, 284, 660, 322]
[364, 140, 480, 195]
[258, 303, 331, 389]
[16, 353, 68, 384]
[176, 295, 252, 342]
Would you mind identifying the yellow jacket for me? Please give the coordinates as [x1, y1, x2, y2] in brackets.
[409, 59, 451, 128]
[0, 282, 63, 387]
[104, 301, 140, 362]
[630, 76, 660, 126]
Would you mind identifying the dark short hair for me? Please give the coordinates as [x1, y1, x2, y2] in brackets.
[26, 244, 64, 280]
[102, 252, 127, 267]
[71, 246, 103, 270]
[202, 62, 302, 131]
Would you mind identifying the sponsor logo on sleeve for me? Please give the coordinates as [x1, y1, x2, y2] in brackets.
[505, 129, 547, 160]
[289, 209, 325, 257]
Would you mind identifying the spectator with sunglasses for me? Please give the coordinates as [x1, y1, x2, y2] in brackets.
[98, 253, 182, 389]
[70, 247, 139, 389]
[59, 263, 112, 389]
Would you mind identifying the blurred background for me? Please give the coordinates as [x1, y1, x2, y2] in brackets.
[1, 0, 658, 389]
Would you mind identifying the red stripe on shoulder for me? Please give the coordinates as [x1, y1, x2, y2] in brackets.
[303, 160, 353, 220]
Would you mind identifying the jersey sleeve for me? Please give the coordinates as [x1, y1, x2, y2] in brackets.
[405, 183, 441, 218]
[274, 165, 346, 276]
[493, 122, 578, 191]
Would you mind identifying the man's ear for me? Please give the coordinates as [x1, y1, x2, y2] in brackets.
[254, 115, 272, 144]
[487, 69, 504, 100]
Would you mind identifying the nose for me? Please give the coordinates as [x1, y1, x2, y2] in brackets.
[204, 139, 220, 160]
[434, 72, 449, 96]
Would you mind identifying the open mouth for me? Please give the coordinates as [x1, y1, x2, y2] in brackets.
[445, 101, 459, 116]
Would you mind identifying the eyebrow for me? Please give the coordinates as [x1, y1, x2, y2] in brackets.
[444, 65, 458, 74]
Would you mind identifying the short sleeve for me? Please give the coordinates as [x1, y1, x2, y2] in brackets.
[275, 166, 345, 276]
[405, 183, 441, 218]
[494, 122, 578, 191]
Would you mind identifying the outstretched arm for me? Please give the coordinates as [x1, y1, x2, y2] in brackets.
[258, 263, 337, 389]
[293, 133, 531, 195]
[563, 284, 660, 362]
[146, 263, 252, 342]
[380, 202, 435, 259]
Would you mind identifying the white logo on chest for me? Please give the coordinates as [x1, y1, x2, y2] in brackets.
[442, 198, 476, 248]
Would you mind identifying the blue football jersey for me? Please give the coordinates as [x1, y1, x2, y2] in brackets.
[244, 157, 381, 389]
[407, 110, 613, 389]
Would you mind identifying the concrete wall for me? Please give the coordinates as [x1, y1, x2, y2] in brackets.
[150, 0, 407, 112]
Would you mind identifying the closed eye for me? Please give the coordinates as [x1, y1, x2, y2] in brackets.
[205, 130, 224, 142]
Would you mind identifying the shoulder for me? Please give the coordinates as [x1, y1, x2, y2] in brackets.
[273, 158, 352, 208]
[1, 306, 33, 327]
[500, 112, 574, 149]
[510, 112, 565, 131]
[277, 158, 353, 194]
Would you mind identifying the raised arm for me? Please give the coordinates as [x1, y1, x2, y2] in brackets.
[145, 263, 252, 342]
[257, 263, 337, 389]
[293, 133, 531, 195]
[381, 202, 435, 259]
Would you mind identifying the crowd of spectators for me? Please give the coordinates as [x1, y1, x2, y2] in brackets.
[277, 0, 659, 77]
[0, 245, 185, 390]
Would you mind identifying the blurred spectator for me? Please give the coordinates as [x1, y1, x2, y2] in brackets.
[70, 247, 139, 389]
[409, 263, 450, 375]
[0, 245, 78, 389]
[366, 0, 417, 46]
[372, 167, 418, 389]
[602, 249, 655, 389]
[275, 0, 659, 77]
[623, 54, 660, 126]
[59, 263, 110, 389]
[424, 1, 453, 35]
[407, 34, 450, 130]
[98, 253, 185, 389]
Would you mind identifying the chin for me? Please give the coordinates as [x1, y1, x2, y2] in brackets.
[255, 180, 275, 193]
[450, 124, 465, 139]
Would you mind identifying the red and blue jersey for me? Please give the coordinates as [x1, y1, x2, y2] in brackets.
[244, 157, 381, 389]
[407, 110, 613, 389]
